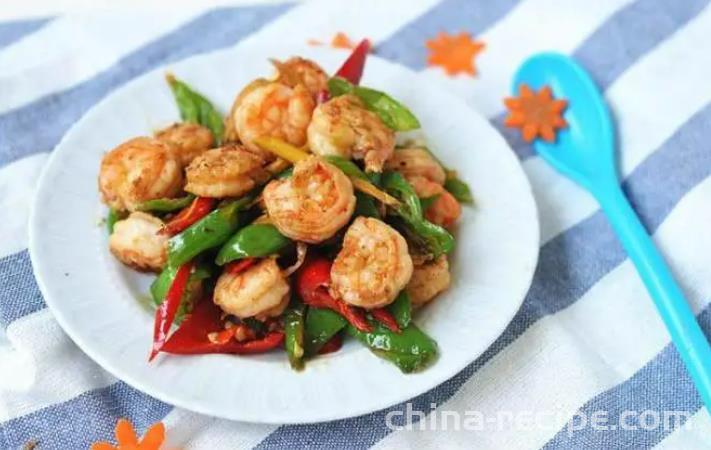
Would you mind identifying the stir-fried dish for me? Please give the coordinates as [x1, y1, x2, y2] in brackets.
[98, 41, 473, 372]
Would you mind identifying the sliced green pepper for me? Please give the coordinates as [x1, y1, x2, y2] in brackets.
[167, 195, 253, 267]
[327, 77, 420, 131]
[382, 172, 454, 258]
[284, 307, 306, 370]
[136, 194, 195, 213]
[347, 320, 438, 373]
[151, 264, 211, 323]
[444, 176, 474, 204]
[167, 75, 225, 145]
[387, 291, 411, 328]
[216, 223, 292, 265]
[304, 308, 347, 356]
[323, 155, 368, 180]
[106, 208, 124, 234]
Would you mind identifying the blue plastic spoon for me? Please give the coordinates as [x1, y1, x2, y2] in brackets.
[513, 52, 711, 411]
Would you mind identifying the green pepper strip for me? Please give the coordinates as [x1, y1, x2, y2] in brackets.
[216, 223, 292, 265]
[347, 320, 438, 373]
[136, 194, 195, 213]
[304, 308, 348, 356]
[387, 291, 412, 328]
[284, 307, 306, 370]
[382, 172, 454, 258]
[327, 77, 420, 131]
[167, 195, 253, 267]
[151, 264, 211, 324]
[106, 208, 124, 233]
[167, 74, 225, 145]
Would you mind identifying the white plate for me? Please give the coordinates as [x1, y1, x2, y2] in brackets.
[29, 44, 539, 424]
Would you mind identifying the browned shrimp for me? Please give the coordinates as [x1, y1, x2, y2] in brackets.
[228, 81, 315, 158]
[99, 137, 183, 211]
[109, 212, 168, 272]
[406, 255, 451, 307]
[307, 94, 395, 172]
[330, 217, 413, 309]
[263, 156, 356, 243]
[184, 144, 270, 198]
[155, 122, 214, 166]
[384, 147, 446, 185]
[271, 56, 328, 99]
[407, 176, 461, 229]
[213, 258, 290, 320]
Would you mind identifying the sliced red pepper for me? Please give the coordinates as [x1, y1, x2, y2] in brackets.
[149, 262, 193, 361]
[160, 197, 216, 236]
[225, 257, 256, 275]
[334, 39, 371, 85]
[296, 257, 372, 332]
[161, 298, 284, 355]
[370, 307, 401, 333]
[318, 333, 343, 355]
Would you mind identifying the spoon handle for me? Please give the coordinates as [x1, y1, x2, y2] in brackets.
[596, 183, 711, 410]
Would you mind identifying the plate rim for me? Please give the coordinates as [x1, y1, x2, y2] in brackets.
[28, 43, 540, 424]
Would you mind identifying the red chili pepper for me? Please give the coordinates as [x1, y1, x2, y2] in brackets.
[296, 257, 372, 332]
[334, 39, 371, 85]
[318, 333, 343, 355]
[370, 307, 401, 333]
[161, 298, 284, 355]
[225, 257, 256, 275]
[160, 197, 216, 236]
[149, 262, 193, 361]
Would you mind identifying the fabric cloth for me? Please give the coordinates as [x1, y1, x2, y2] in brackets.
[2, 0, 711, 448]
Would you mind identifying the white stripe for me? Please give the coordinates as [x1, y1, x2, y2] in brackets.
[181, 417, 276, 450]
[0, 152, 48, 259]
[0, 9, 205, 113]
[374, 175, 711, 450]
[655, 409, 711, 449]
[419, 0, 635, 118]
[0, 309, 117, 422]
[527, 3, 711, 243]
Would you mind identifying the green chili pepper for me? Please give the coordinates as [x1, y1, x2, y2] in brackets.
[354, 192, 380, 218]
[215, 223, 292, 265]
[284, 307, 306, 370]
[167, 195, 253, 267]
[444, 176, 474, 204]
[106, 208, 124, 234]
[347, 320, 438, 373]
[387, 291, 411, 328]
[323, 155, 368, 180]
[136, 194, 195, 213]
[328, 77, 421, 131]
[276, 167, 294, 179]
[382, 172, 454, 257]
[419, 195, 440, 211]
[304, 307, 347, 355]
[151, 264, 212, 323]
[167, 75, 225, 145]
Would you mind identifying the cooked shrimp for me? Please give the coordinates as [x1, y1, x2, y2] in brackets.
[407, 176, 461, 229]
[406, 255, 451, 307]
[263, 156, 356, 243]
[99, 137, 183, 211]
[185, 144, 270, 198]
[155, 122, 214, 166]
[308, 94, 395, 173]
[384, 147, 446, 185]
[213, 258, 290, 320]
[271, 57, 328, 99]
[330, 217, 413, 309]
[229, 81, 315, 158]
[109, 212, 168, 272]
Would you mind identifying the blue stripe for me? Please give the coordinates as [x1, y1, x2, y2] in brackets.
[375, 0, 522, 69]
[0, 17, 52, 49]
[494, 0, 711, 160]
[0, 381, 171, 450]
[254, 101, 711, 448]
[0, 4, 291, 166]
[543, 306, 711, 449]
[0, 250, 46, 327]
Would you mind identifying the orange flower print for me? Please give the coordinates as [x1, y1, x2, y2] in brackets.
[91, 419, 166, 450]
[425, 31, 485, 76]
[308, 32, 359, 50]
[503, 84, 568, 143]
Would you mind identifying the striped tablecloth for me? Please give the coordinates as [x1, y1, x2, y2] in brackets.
[2, 1, 711, 448]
